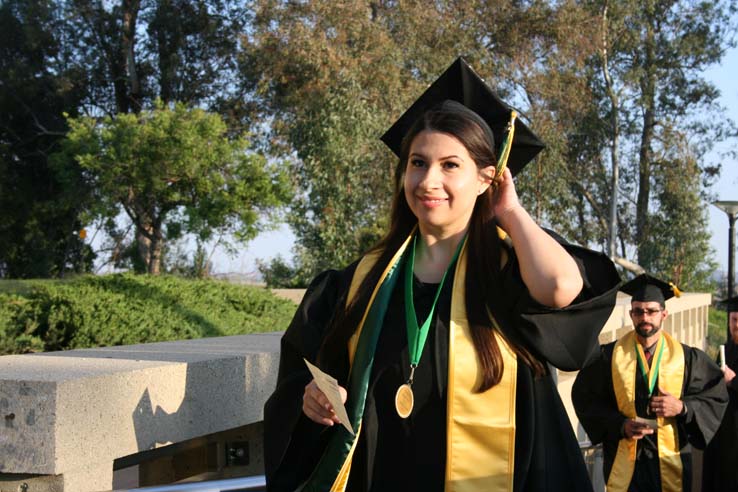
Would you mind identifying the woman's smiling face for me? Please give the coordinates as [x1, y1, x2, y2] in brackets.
[403, 130, 494, 237]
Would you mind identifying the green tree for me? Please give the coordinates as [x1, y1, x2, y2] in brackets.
[502, 2, 610, 248]
[587, 0, 736, 277]
[65, 0, 247, 116]
[283, 78, 391, 280]
[1, 0, 252, 277]
[637, 125, 718, 290]
[54, 102, 291, 274]
[257, 255, 301, 288]
[0, 0, 94, 278]
[242, 1, 422, 282]
[244, 0, 602, 283]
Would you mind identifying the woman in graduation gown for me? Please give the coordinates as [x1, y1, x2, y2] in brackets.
[263, 58, 621, 492]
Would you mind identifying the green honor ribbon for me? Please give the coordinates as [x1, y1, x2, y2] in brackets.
[302, 236, 410, 491]
[635, 335, 666, 398]
[395, 233, 465, 418]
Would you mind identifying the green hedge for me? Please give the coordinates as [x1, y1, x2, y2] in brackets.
[707, 306, 728, 360]
[0, 274, 297, 355]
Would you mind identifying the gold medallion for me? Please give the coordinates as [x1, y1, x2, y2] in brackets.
[395, 383, 414, 419]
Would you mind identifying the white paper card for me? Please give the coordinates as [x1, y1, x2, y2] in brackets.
[304, 358, 354, 435]
[635, 416, 658, 431]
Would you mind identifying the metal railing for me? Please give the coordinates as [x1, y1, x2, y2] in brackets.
[114, 476, 266, 492]
[579, 441, 605, 492]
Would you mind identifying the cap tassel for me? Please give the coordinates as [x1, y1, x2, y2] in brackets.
[669, 282, 682, 298]
[495, 111, 518, 180]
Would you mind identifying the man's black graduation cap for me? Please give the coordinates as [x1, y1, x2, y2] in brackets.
[620, 274, 681, 305]
[718, 295, 738, 313]
[380, 57, 545, 176]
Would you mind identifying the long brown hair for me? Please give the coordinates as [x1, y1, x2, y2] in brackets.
[318, 101, 544, 391]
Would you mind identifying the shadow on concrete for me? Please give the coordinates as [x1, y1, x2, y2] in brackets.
[131, 356, 256, 451]
[122, 334, 279, 487]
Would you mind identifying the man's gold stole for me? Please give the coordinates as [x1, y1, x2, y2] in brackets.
[608, 330, 685, 492]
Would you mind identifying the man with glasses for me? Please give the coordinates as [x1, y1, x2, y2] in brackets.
[572, 274, 727, 492]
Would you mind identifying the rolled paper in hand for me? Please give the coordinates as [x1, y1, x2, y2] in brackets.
[720, 344, 726, 370]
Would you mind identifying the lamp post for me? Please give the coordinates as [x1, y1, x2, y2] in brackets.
[713, 200, 738, 343]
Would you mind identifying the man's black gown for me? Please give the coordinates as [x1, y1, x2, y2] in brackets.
[572, 341, 727, 492]
[264, 241, 620, 492]
[702, 342, 738, 491]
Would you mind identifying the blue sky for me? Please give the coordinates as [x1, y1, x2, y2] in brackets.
[214, 47, 738, 281]
[705, 45, 738, 279]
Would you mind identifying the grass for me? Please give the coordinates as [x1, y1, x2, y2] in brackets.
[707, 306, 728, 360]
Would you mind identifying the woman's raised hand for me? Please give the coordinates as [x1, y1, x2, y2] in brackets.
[489, 167, 583, 307]
[492, 167, 522, 228]
[303, 379, 348, 426]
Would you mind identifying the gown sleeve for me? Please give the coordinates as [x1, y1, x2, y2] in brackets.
[263, 267, 353, 490]
[729, 376, 738, 393]
[678, 345, 729, 449]
[571, 344, 625, 445]
[728, 347, 738, 393]
[497, 233, 621, 371]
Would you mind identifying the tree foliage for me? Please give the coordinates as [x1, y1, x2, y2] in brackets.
[54, 102, 291, 274]
[585, 0, 736, 286]
[247, 0, 735, 288]
[2, 0, 736, 289]
[244, 0, 606, 283]
[62, 0, 247, 116]
[0, 0, 258, 277]
[0, 0, 95, 278]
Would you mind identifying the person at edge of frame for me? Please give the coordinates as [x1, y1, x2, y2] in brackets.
[702, 294, 738, 491]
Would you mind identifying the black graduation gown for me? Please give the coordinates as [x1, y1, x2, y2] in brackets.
[702, 343, 738, 491]
[572, 341, 728, 492]
[264, 241, 620, 492]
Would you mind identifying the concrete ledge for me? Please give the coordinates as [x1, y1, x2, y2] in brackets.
[0, 333, 282, 483]
[0, 292, 712, 491]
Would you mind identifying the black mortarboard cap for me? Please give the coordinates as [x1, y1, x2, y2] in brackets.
[620, 274, 681, 305]
[380, 57, 545, 176]
[718, 295, 738, 312]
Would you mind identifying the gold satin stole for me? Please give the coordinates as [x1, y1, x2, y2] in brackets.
[608, 330, 685, 492]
